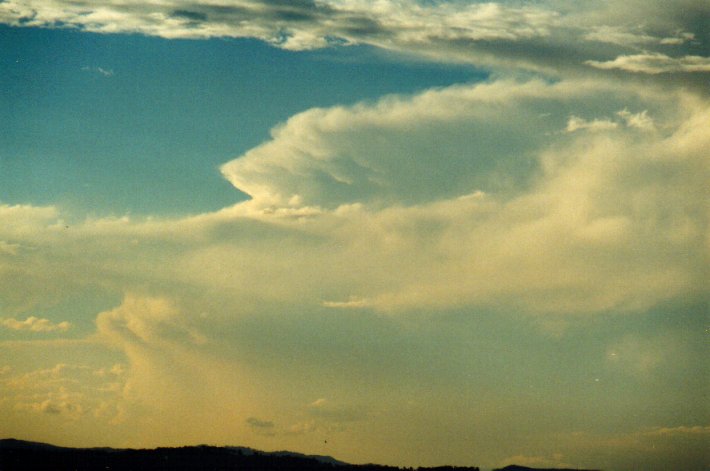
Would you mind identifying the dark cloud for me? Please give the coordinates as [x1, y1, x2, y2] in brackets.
[171, 10, 208, 22]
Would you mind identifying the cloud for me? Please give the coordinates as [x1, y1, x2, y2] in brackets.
[15, 395, 85, 419]
[565, 109, 655, 132]
[95, 294, 199, 346]
[0, 78, 706, 319]
[5, 363, 76, 388]
[583, 26, 695, 47]
[215, 78, 707, 314]
[87, 294, 275, 442]
[82, 66, 114, 77]
[0, 204, 60, 237]
[642, 425, 710, 437]
[565, 115, 618, 133]
[2, 363, 125, 422]
[247, 417, 275, 429]
[220, 79, 602, 208]
[1, 316, 71, 332]
[0, 0, 707, 80]
[0, 241, 20, 256]
[617, 109, 655, 130]
[586, 53, 710, 74]
[0, 3, 706, 464]
[0, 0, 557, 49]
[321, 297, 372, 309]
[0, 77, 705, 461]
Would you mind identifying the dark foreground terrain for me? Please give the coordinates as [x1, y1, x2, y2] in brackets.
[0, 439, 598, 471]
[0, 439, 478, 471]
[492, 467, 600, 471]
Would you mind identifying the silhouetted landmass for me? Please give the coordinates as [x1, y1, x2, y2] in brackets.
[0, 439, 481, 471]
[493, 465, 600, 471]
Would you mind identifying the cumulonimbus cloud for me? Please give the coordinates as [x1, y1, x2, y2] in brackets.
[2, 78, 704, 318]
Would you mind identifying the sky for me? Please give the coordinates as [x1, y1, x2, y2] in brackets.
[0, 1, 708, 470]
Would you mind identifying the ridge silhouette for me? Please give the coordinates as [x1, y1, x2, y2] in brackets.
[0, 439, 600, 471]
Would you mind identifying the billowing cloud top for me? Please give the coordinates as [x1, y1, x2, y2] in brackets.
[2, 0, 708, 76]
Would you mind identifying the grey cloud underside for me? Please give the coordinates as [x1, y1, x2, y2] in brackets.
[169, 2, 330, 24]
[2, 0, 708, 83]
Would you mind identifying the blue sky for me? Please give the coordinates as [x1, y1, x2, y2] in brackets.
[0, 1, 708, 470]
[1, 25, 481, 215]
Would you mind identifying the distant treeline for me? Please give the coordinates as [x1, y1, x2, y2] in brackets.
[0, 439, 480, 471]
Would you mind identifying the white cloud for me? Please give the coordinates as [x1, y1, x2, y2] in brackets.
[0, 204, 60, 237]
[2, 363, 125, 422]
[586, 53, 710, 74]
[1, 316, 71, 332]
[0, 0, 707, 79]
[221, 79, 624, 209]
[583, 26, 695, 48]
[214, 78, 707, 314]
[0, 79, 705, 319]
[321, 297, 372, 309]
[659, 32, 695, 45]
[95, 294, 204, 347]
[565, 109, 655, 132]
[565, 115, 618, 132]
[617, 109, 655, 130]
[0, 0, 558, 49]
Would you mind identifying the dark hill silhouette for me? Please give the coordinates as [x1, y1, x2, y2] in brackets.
[0, 439, 481, 471]
[493, 465, 600, 471]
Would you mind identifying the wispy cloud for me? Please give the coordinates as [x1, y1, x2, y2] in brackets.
[82, 66, 114, 77]
[586, 53, 710, 74]
[564, 109, 655, 133]
[565, 115, 618, 133]
[321, 297, 372, 309]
